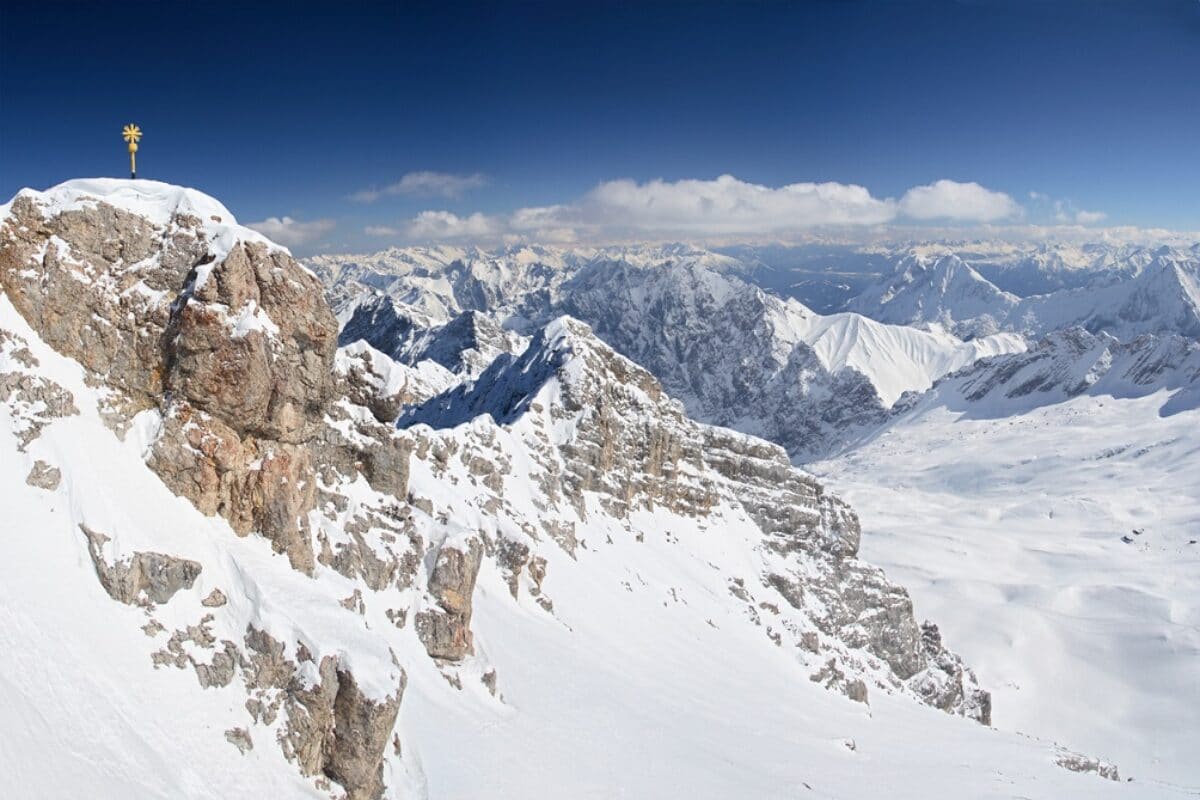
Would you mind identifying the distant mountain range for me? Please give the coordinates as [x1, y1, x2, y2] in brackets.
[309, 239, 1200, 460]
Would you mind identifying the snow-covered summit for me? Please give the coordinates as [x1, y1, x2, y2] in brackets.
[2, 177, 284, 262]
[847, 253, 1020, 337]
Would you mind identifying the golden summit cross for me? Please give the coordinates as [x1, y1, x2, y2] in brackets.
[122, 123, 142, 178]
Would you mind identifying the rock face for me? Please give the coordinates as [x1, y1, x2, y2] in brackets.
[415, 538, 484, 661]
[1055, 749, 1121, 782]
[1, 181, 337, 572]
[165, 241, 338, 444]
[402, 316, 991, 722]
[25, 459, 61, 490]
[0, 328, 79, 449]
[2, 181, 411, 798]
[236, 629, 405, 800]
[81, 525, 202, 605]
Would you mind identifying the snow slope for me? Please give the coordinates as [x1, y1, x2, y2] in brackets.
[0, 177, 285, 264]
[7, 179, 1196, 798]
[6, 179, 1168, 799]
[813, 364, 1200, 790]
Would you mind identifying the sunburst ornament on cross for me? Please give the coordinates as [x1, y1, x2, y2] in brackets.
[122, 123, 142, 179]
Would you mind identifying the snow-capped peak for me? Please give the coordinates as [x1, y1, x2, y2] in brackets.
[2, 178, 284, 264]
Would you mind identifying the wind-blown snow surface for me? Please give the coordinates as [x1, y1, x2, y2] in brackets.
[812, 382, 1200, 791]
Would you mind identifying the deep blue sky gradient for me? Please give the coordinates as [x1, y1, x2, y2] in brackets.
[2, 0, 1198, 248]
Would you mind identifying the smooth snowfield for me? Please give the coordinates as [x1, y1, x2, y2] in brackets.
[814, 391, 1200, 791]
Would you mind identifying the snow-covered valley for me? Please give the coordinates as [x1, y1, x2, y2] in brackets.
[814, 390, 1200, 789]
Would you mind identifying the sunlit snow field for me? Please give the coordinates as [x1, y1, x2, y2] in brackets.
[814, 391, 1200, 791]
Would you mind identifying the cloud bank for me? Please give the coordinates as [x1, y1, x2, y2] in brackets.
[582, 175, 897, 231]
[246, 216, 335, 247]
[898, 179, 1021, 222]
[351, 171, 487, 202]
[385, 175, 1025, 242]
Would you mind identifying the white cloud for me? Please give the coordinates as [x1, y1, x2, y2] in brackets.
[579, 174, 897, 232]
[405, 210, 502, 239]
[1074, 209, 1107, 225]
[898, 180, 1021, 222]
[374, 175, 1114, 245]
[351, 171, 487, 202]
[1051, 199, 1106, 225]
[364, 225, 402, 236]
[245, 216, 335, 247]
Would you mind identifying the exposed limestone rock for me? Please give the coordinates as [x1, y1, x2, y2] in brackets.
[0, 368, 79, 450]
[1055, 749, 1121, 782]
[403, 316, 990, 720]
[225, 727, 254, 754]
[416, 538, 484, 661]
[2, 192, 344, 574]
[326, 667, 404, 800]
[201, 588, 228, 607]
[314, 496, 423, 591]
[496, 537, 531, 598]
[194, 642, 243, 689]
[809, 658, 869, 705]
[147, 403, 318, 573]
[4, 187, 415, 798]
[241, 628, 405, 800]
[81, 525, 201, 605]
[481, 668, 498, 696]
[909, 622, 992, 725]
[166, 241, 337, 444]
[0, 194, 203, 406]
[341, 589, 366, 614]
[25, 460, 61, 490]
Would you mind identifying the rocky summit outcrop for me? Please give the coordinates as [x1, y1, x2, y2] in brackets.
[1, 180, 337, 571]
[2, 181, 410, 798]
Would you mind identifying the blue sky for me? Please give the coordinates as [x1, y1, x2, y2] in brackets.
[2, 1, 1198, 252]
